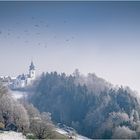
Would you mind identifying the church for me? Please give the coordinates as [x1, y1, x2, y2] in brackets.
[12, 61, 36, 89]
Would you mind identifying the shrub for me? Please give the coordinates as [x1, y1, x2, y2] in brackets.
[0, 122, 4, 130]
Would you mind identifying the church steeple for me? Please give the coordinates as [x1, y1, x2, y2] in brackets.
[29, 61, 36, 79]
[29, 61, 35, 70]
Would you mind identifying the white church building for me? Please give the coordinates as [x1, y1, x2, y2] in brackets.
[12, 61, 36, 89]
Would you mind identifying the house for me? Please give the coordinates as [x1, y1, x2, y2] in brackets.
[4, 123, 17, 131]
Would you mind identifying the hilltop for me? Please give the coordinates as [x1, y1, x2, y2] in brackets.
[28, 70, 140, 139]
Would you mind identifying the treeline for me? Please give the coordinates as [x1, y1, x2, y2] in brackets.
[29, 70, 140, 139]
[0, 83, 55, 139]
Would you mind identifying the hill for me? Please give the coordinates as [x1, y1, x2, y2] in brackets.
[28, 70, 140, 139]
[0, 83, 67, 139]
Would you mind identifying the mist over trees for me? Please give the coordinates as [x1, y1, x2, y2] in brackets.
[29, 70, 140, 139]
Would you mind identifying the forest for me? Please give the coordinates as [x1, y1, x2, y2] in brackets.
[28, 70, 140, 139]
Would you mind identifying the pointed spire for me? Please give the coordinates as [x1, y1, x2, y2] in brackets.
[29, 61, 35, 70]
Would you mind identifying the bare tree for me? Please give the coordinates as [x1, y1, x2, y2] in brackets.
[13, 103, 30, 133]
[0, 83, 8, 98]
[0, 85, 29, 133]
[24, 103, 40, 119]
[0, 93, 14, 127]
[30, 112, 54, 139]
[112, 126, 137, 139]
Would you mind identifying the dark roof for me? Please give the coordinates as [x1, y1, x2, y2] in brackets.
[21, 74, 26, 80]
[5, 123, 17, 131]
[17, 75, 22, 79]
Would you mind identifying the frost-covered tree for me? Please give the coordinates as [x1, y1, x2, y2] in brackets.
[30, 112, 54, 139]
[0, 93, 14, 127]
[13, 103, 29, 133]
[0, 84, 29, 133]
[112, 126, 137, 139]
[24, 103, 40, 119]
[0, 83, 8, 98]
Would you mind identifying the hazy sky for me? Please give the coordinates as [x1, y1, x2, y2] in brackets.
[0, 1, 140, 92]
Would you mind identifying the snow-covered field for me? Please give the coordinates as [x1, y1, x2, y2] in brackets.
[55, 128, 91, 140]
[0, 131, 26, 140]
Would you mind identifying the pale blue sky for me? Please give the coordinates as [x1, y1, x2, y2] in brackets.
[0, 1, 140, 92]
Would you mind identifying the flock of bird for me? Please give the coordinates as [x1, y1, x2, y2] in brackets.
[0, 16, 75, 49]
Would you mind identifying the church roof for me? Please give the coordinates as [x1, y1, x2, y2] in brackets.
[21, 74, 26, 80]
[29, 61, 35, 70]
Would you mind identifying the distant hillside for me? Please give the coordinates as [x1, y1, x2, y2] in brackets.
[28, 71, 140, 139]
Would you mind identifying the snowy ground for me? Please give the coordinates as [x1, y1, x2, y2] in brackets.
[55, 128, 91, 140]
[11, 90, 27, 99]
[0, 131, 26, 140]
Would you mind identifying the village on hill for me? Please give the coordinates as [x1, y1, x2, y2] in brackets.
[0, 61, 36, 90]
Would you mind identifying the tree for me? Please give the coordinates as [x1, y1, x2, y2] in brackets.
[30, 113, 54, 139]
[112, 126, 137, 139]
[0, 83, 8, 98]
[24, 103, 40, 119]
[0, 84, 30, 133]
[13, 103, 29, 133]
[0, 93, 14, 127]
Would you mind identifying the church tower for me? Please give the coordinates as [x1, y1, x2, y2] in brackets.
[29, 61, 35, 80]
